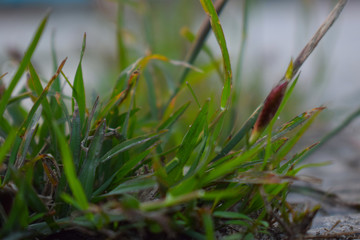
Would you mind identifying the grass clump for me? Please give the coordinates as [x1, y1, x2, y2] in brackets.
[0, 0, 351, 239]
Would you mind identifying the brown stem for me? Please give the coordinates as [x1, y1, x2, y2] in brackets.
[291, 0, 348, 78]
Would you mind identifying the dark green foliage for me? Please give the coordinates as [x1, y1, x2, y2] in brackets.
[0, 1, 350, 239]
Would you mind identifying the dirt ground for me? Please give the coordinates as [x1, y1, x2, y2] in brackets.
[290, 120, 360, 238]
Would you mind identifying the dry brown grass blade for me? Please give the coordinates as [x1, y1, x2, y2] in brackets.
[290, 0, 348, 79]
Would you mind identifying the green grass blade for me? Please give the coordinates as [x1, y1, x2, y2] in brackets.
[28, 63, 53, 120]
[3, 137, 22, 184]
[0, 13, 49, 118]
[158, 102, 190, 130]
[0, 180, 29, 235]
[234, 0, 249, 87]
[52, 122, 88, 210]
[78, 119, 106, 199]
[3, 59, 66, 183]
[165, 0, 228, 107]
[28, 62, 58, 153]
[93, 148, 152, 197]
[69, 104, 81, 168]
[261, 72, 298, 168]
[140, 190, 205, 212]
[100, 130, 167, 163]
[213, 104, 262, 162]
[202, 144, 263, 185]
[18, 59, 67, 138]
[116, 3, 128, 70]
[101, 176, 157, 197]
[72, 33, 87, 124]
[202, 211, 215, 240]
[181, 27, 223, 80]
[213, 211, 252, 221]
[200, 0, 232, 110]
[144, 68, 158, 119]
[15, 107, 42, 168]
[186, 82, 201, 108]
[51, 31, 61, 93]
[274, 107, 325, 166]
[169, 100, 209, 182]
[121, 70, 139, 138]
[278, 142, 320, 174]
[0, 129, 16, 179]
[12, 167, 58, 230]
[296, 106, 360, 164]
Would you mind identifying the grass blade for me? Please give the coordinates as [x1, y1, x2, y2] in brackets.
[169, 100, 209, 182]
[166, 0, 228, 107]
[93, 148, 152, 197]
[101, 176, 157, 197]
[3, 59, 66, 183]
[213, 104, 262, 162]
[78, 120, 106, 199]
[18, 59, 67, 138]
[100, 130, 167, 163]
[0, 13, 49, 118]
[72, 33, 87, 124]
[296, 106, 360, 164]
[52, 122, 88, 210]
[0, 129, 16, 175]
[158, 102, 190, 131]
[200, 0, 232, 110]
[69, 103, 81, 168]
[274, 107, 325, 166]
[144, 68, 158, 119]
[202, 211, 215, 240]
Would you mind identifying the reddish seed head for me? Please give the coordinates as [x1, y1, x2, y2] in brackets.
[249, 80, 289, 144]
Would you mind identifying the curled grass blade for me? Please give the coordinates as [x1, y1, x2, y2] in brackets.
[0, 13, 49, 117]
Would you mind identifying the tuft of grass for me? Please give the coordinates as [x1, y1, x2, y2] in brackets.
[0, 1, 352, 239]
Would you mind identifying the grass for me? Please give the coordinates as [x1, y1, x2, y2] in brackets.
[0, 0, 353, 239]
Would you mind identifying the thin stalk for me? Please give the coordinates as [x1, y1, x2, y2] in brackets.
[290, 0, 347, 79]
[298, 107, 360, 163]
[164, 0, 228, 110]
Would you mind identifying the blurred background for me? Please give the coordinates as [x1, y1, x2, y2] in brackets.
[1, 0, 360, 205]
